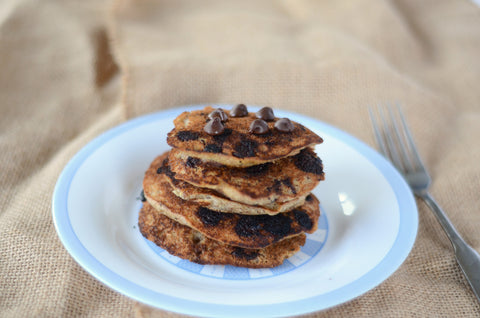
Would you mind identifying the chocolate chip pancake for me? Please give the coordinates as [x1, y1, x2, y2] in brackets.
[166, 106, 323, 167]
[168, 147, 324, 207]
[155, 153, 306, 215]
[169, 175, 306, 215]
[139, 202, 306, 268]
[143, 154, 320, 249]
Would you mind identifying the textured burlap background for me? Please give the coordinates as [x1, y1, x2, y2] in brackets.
[1, 0, 480, 316]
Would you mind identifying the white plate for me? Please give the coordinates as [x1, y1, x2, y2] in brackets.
[52, 105, 418, 318]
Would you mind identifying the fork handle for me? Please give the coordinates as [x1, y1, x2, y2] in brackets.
[421, 192, 480, 302]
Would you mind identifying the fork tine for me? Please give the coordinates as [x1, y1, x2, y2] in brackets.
[396, 103, 426, 171]
[368, 107, 388, 158]
[387, 104, 415, 173]
[378, 105, 405, 172]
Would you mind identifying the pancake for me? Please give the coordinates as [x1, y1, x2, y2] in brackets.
[138, 202, 306, 268]
[169, 174, 306, 215]
[143, 154, 320, 249]
[155, 154, 307, 215]
[168, 147, 324, 207]
[166, 106, 323, 167]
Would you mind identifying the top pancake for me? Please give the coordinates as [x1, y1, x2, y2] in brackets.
[166, 106, 323, 167]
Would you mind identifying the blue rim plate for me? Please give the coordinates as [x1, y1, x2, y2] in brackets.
[52, 105, 418, 318]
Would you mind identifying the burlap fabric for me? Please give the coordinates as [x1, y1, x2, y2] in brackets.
[1, 0, 479, 316]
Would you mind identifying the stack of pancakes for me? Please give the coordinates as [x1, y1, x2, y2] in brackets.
[139, 105, 325, 268]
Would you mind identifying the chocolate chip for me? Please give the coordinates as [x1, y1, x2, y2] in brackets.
[293, 209, 313, 231]
[293, 149, 323, 175]
[176, 131, 199, 141]
[208, 109, 228, 122]
[231, 104, 248, 117]
[204, 117, 225, 135]
[186, 156, 201, 168]
[274, 118, 295, 132]
[244, 162, 272, 176]
[305, 194, 313, 202]
[196, 207, 227, 227]
[249, 119, 269, 135]
[232, 138, 258, 158]
[256, 107, 275, 121]
[232, 247, 259, 260]
[204, 144, 222, 153]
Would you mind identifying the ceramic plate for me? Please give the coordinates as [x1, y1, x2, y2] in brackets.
[52, 105, 418, 318]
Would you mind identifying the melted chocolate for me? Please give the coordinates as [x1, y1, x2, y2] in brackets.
[293, 209, 313, 231]
[156, 159, 176, 179]
[186, 156, 201, 168]
[139, 189, 146, 202]
[196, 207, 228, 227]
[176, 131, 199, 141]
[232, 138, 258, 158]
[262, 214, 292, 238]
[232, 247, 259, 260]
[212, 128, 232, 144]
[235, 214, 293, 239]
[204, 144, 223, 153]
[235, 215, 263, 237]
[293, 149, 323, 175]
[244, 162, 272, 176]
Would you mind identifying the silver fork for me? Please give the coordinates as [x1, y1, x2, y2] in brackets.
[369, 104, 480, 302]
